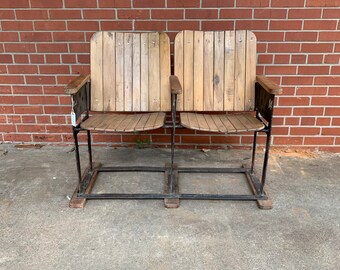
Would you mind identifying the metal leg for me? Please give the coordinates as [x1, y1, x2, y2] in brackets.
[72, 127, 82, 185]
[251, 131, 258, 173]
[260, 130, 271, 195]
[87, 130, 93, 171]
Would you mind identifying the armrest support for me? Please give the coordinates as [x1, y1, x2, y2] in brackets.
[170, 75, 182, 95]
[64, 74, 90, 95]
[256, 75, 282, 95]
[255, 76, 282, 125]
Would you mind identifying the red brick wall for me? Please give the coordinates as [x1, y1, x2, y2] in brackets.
[1, 0, 340, 151]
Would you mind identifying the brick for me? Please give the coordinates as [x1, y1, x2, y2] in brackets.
[312, 97, 340, 106]
[33, 134, 62, 143]
[329, 87, 340, 95]
[77, 55, 90, 64]
[291, 127, 320, 135]
[256, 32, 284, 41]
[319, 32, 340, 41]
[296, 87, 327, 95]
[17, 125, 46, 132]
[274, 55, 290, 64]
[68, 21, 99, 31]
[16, 10, 48, 20]
[0, 106, 14, 114]
[291, 55, 306, 64]
[0, 86, 12, 94]
[14, 55, 29, 64]
[220, 9, 252, 19]
[168, 0, 199, 8]
[293, 107, 324, 116]
[101, 21, 132, 31]
[49, 10, 82, 19]
[118, 10, 150, 19]
[271, 0, 304, 6]
[258, 54, 273, 64]
[0, 10, 15, 19]
[270, 20, 302, 30]
[0, 75, 25, 84]
[1, 96, 27, 104]
[39, 65, 69, 74]
[201, 21, 234, 31]
[202, 0, 233, 7]
[134, 21, 166, 31]
[30, 54, 45, 64]
[0, 125, 16, 133]
[285, 32, 317, 41]
[324, 54, 340, 64]
[307, 55, 323, 64]
[279, 97, 310, 106]
[14, 106, 43, 114]
[181, 136, 210, 144]
[237, 0, 269, 7]
[304, 137, 334, 145]
[21, 32, 52, 42]
[51, 116, 67, 124]
[236, 20, 268, 30]
[331, 118, 340, 126]
[322, 128, 340, 135]
[0, 0, 29, 8]
[273, 137, 303, 145]
[211, 136, 240, 144]
[46, 54, 60, 64]
[152, 9, 183, 19]
[304, 20, 337, 30]
[168, 21, 200, 31]
[99, 0, 130, 7]
[254, 9, 286, 19]
[53, 32, 85, 42]
[44, 106, 70, 114]
[0, 54, 13, 63]
[301, 43, 333, 53]
[288, 9, 321, 19]
[12, 86, 42, 94]
[34, 21, 66, 31]
[29, 96, 59, 105]
[187, 9, 218, 19]
[4, 134, 32, 142]
[268, 43, 300, 53]
[26, 76, 56, 85]
[83, 9, 116, 19]
[8, 65, 38, 74]
[323, 9, 340, 18]
[306, 0, 340, 7]
[317, 118, 331, 126]
[301, 117, 316, 125]
[43, 86, 64, 94]
[298, 66, 329, 75]
[65, 0, 97, 8]
[62, 54, 77, 64]
[37, 43, 68, 53]
[0, 32, 19, 42]
[5, 43, 36, 53]
[325, 107, 340, 116]
[21, 116, 36, 123]
[70, 65, 90, 75]
[31, 0, 63, 8]
[282, 76, 314, 86]
[315, 76, 340, 85]
[1, 21, 33, 31]
[266, 66, 296, 75]
[134, 0, 165, 8]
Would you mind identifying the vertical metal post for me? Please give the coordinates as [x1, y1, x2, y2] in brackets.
[251, 131, 257, 173]
[260, 126, 272, 195]
[87, 130, 93, 171]
[73, 127, 82, 184]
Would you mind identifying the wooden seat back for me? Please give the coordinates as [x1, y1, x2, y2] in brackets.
[174, 30, 257, 112]
[90, 32, 171, 112]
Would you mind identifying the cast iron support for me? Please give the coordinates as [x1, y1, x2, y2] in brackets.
[72, 126, 82, 185]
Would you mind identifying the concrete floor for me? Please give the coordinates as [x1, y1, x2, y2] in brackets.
[0, 144, 339, 270]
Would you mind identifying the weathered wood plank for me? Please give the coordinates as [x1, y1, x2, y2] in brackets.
[140, 33, 149, 111]
[115, 32, 124, 111]
[193, 31, 204, 111]
[213, 31, 224, 111]
[235, 30, 246, 111]
[183, 30, 194, 111]
[224, 31, 235, 111]
[203, 32, 214, 111]
[132, 33, 141, 111]
[160, 32, 171, 111]
[245, 31, 256, 111]
[90, 32, 103, 111]
[148, 33, 160, 111]
[103, 32, 116, 111]
[174, 31, 184, 111]
[64, 74, 90, 95]
[124, 33, 133, 111]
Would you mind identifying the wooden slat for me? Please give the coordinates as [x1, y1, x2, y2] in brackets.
[180, 112, 190, 128]
[90, 32, 103, 111]
[135, 113, 151, 130]
[235, 30, 246, 111]
[211, 114, 228, 133]
[140, 33, 149, 111]
[160, 32, 171, 111]
[124, 114, 143, 132]
[103, 32, 115, 111]
[154, 112, 165, 128]
[213, 31, 224, 111]
[148, 33, 160, 111]
[203, 32, 214, 111]
[144, 112, 159, 129]
[174, 31, 184, 111]
[124, 33, 133, 111]
[115, 32, 124, 111]
[219, 114, 235, 132]
[132, 33, 141, 111]
[187, 113, 200, 130]
[118, 114, 136, 131]
[245, 31, 256, 110]
[204, 114, 218, 131]
[193, 31, 204, 111]
[227, 115, 247, 132]
[256, 75, 282, 95]
[224, 31, 235, 111]
[196, 113, 210, 131]
[94, 114, 120, 131]
[183, 30, 194, 111]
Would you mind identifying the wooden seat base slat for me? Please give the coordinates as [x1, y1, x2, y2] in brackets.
[81, 112, 165, 132]
[180, 113, 264, 133]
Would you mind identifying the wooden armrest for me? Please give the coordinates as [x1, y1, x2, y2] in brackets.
[64, 74, 90, 95]
[170, 75, 182, 95]
[256, 75, 282, 95]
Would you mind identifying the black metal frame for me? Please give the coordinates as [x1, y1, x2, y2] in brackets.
[70, 81, 275, 208]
